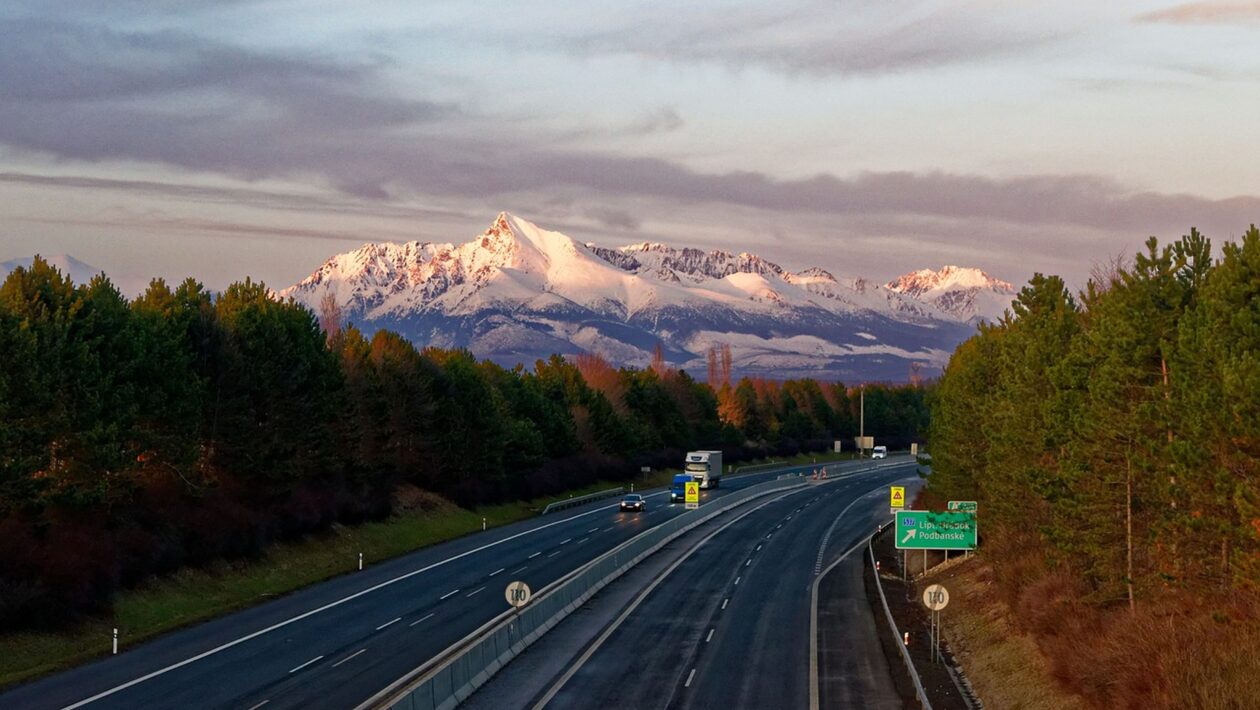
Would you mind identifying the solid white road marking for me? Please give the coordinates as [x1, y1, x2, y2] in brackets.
[685, 668, 696, 688]
[332, 649, 367, 667]
[56, 464, 846, 706]
[375, 617, 400, 631]
[288, 656, 323, 674]
[489, 568, 505, 577]
[439, 589, 460, 600]
[409, 613, 435, 627]
[706, 629, 714, 643]
[466, 587, 485, 598]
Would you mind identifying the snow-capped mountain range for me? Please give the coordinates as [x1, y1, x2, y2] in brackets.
[281, 212, 1015, 381]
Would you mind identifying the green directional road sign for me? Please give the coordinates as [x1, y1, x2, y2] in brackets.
[895, 510, 977, 550]
[947, 500, 977, 513]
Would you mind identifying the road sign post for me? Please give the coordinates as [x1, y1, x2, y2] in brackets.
[922, 584, 949, 663]
[685, 481, 700, 510]
[895, 510, 977, 551]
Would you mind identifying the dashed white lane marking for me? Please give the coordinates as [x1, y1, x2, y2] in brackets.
[528, 552, 541, 559]
[440, 589, 460, 600]
[560, 538, 571, 545]
[547, 550, 562, 558]
[375, 617, 400, 631]
[745, 559, 751, 567]
[685, 668, 697, 687]
[247, 702, 269, 710]
[578, 537, 589, 544]
[756, 544, 762, 551]
[722, 598, 729, 610]
[489, 568, 505, 577]
[409, 613, 435, 627]
[466, 587, 485, 598]
[288, 656, 323, 674]
[588, 528, 600, 533]
[332, 648, 366, 667]
[734, 576, 741, 586]
[706, 629, 714, 643]
[513, 566, 528, 573]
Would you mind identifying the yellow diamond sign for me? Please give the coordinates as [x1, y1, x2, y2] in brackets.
[890, 486, 906, 509]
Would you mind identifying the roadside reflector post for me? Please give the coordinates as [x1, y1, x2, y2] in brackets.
[482, 517, 486, 531]
[112, 628, 118, 655]
[358, 552, 363, 571]
[903, 631, 910, 646]
[876, 560, 881, 572]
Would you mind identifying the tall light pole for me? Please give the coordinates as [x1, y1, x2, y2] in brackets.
[859, 384, 865, 457]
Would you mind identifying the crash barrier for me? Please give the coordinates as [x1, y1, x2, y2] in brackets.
[868, 530, 932, 710]
[364, 474, 809, 710]
[539, 486, 625, 515]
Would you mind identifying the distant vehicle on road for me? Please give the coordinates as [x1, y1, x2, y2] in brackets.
[620, 493, 646, 512]
[684, 450, 723, 489]
[670, 474, 691, 503]
[872, 445, 888, 459]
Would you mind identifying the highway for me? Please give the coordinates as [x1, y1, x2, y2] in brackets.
[0, 457, 908, 710]
[539, 461, 919, 710]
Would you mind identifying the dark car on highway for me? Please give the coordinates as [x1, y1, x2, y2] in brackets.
[619, 493, 646, 512]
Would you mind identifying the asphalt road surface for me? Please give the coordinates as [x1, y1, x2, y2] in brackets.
[542, 461, 918, 710]
[1, 457, 911, 710]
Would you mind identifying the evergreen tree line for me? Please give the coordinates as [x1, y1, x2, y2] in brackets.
[928, 226, 1260, 605]
[0, 258, 929, 628]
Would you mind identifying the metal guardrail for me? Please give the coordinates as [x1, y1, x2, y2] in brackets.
[363, 473, 809, 710]
[539, 486, 625, 515]
[869, 531, 932, 710]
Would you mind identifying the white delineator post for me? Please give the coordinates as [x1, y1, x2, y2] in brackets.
[358, 552, 363, 571]
[112, 628, 118, 655]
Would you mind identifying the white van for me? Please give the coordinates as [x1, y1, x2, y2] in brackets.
[871, 445, 887, 459]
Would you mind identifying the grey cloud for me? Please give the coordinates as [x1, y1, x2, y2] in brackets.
[583, 206, 641, 230]
[1137, 2, 1260, 25]
[624, 107, 684, 136]
[557, 2, 1066, 77]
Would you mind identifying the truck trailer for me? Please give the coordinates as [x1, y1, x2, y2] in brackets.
[684, 450, 723, 489]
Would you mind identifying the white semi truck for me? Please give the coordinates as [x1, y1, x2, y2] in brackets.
[684, 450, 723, 489]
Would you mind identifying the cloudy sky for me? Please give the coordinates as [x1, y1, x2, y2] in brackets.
[2, 0, 1259, 293]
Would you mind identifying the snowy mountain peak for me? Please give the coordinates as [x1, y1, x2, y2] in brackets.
[885, 265, 1014, 297]
[280, 212, 1014, 380]
[884, 265, 1015, 322]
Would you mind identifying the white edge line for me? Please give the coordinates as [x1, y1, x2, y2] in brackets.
[332, 648, 367, 668]
[288, 655, 324, 674]
[64, 460, 907, 709]
[57, 484, 686, 709]
[375, 617, 401, 631]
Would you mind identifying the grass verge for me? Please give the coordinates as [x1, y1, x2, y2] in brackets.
[0, 450, 854, 689]
[930, 556, 1088, 710]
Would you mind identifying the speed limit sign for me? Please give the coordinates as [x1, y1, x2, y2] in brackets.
[505, 581, 532, 608]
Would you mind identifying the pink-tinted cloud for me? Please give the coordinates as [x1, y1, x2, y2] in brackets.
[1138, 1, 1260, 24]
